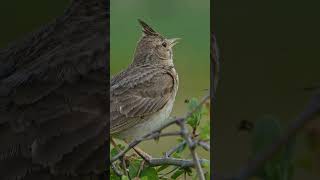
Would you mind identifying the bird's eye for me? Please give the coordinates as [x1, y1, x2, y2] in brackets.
[162, 42, 167, 47]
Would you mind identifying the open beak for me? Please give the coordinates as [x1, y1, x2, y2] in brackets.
[168, 38, 181, 48]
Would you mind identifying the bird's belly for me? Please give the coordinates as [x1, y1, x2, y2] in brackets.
[118, 97, 175, 141]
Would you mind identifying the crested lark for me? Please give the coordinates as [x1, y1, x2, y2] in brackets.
[110, 19, 180, 142]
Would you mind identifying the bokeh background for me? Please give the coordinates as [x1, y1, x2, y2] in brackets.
[214, 0, 320, 179]
[111, 0, 210, 158]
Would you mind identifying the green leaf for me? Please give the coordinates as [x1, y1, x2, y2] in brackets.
[121, 176, 129, 180]
[202, 160, 210, 169]
[110, 144, 125, 157]
[157, 165, 169, 172]
[140, 176, 148, 180]
[140, 167, 158, 180]
[110, 148, 118, 157]
[199, 125, 210, 140]
[172, 152, 182, 159]
[184, 167, 193, 176]
[171, 169, 185, 179]
[128, 159, 142, 178]
[110, 169, 121, 180]
[186, 98, 203, 129]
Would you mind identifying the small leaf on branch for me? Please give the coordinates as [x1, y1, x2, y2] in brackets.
[171, 168, 185, 179]
[128, 159, 142, 178]
[111, 144, 125, 156]
[140, 167, 159, 180]
[186, 97, 203, 129]
[172, 152, 182, 159]
[157, 164, 170, 172]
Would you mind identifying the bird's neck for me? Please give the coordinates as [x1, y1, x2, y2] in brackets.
[131, 53, 174, 67]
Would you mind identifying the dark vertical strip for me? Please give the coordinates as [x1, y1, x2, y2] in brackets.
[105, 0, 111, 179]
[211, 0, 220, 179]
[210, 0, 214, 178]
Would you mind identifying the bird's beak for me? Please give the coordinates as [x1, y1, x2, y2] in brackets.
[168, 38, 181, 48]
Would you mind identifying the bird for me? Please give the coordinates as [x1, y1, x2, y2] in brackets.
[110, 19, 180, 145]
[0, 0, 108, 179]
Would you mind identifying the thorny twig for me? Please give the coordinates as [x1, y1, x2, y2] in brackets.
[177, 119, 206, 180]
[197, 140, 210, 151]
[163, 140, 186, 157]
[147, 157, 209, 167]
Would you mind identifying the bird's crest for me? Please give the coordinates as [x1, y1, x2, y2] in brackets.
[138, 19, 159, 36]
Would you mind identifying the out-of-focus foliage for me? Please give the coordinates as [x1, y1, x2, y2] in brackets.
[251, 115, 295, 180]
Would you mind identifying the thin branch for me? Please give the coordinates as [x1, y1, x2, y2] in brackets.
[147, 157, 209, 167]
[142, 131, 182, 141]
[111, 163, 123, 177]
[163, 140, 186, 157]
[230, 92, 320, 180]
[197, 140, 210, 151]
[177, 120, 206, 180]
[121, 157, 129, 177]
[110, 120, 182, 162]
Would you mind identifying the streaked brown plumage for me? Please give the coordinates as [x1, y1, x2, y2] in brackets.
[111, 20, 179, 141]
[0, 0, 107, 179]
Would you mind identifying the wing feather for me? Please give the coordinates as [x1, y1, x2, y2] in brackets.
[110, 65, 175, 134]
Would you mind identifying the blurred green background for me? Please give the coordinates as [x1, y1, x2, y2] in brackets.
[110, 0, 210, 157]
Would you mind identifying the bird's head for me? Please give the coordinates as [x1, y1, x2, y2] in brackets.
[132, 19, 180, 66]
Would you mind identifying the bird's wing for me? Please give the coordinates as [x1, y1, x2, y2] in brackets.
[110, 65, 176, 134]
[0, 0, 108, 179]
